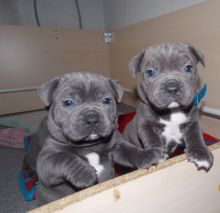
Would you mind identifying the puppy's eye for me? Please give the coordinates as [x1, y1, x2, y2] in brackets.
[101, 97, 111, 105]
[145, 69, 157, 77]
[183, 64, 194, 73]
[62, 99, 75, 107]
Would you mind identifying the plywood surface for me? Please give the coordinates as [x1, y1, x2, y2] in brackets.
[109, 0, 220, 110]
[1, 0, 220, 115]
[201, 115, 220, 139]
[0, 25, 110, 114]
[29, 142, 220, 213]
[0, 25, 110, 88]
[0, 90, 43, 115]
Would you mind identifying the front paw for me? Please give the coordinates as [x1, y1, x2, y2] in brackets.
[66, 164, 98, 189]
[186, 147, 214, 171]
[138, 148, 168, 169]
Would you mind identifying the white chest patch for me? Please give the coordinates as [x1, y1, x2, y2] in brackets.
[160, 111, 187, 145]
[85, 152, 104, 177]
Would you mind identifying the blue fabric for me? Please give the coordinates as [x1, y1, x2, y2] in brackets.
[18, 171, 38, 201]
[193, 84, 207, 105]
[19, 136, 38, 201]
[23, 136, 30, 153]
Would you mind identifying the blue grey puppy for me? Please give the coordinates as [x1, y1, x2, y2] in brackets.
[124, 42, 213, 171]
[22, 72, 151, 205]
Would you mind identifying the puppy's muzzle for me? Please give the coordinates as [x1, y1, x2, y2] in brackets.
[84, 110, 100, 128]
[164, 79, 181, 97]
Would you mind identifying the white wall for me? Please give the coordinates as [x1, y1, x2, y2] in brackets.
[0, 0, 34, 25]
[0, 0, 105, 30]
[0, 0, 207, 31]
[103, 0, 206, 30]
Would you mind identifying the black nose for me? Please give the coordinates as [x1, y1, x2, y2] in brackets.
[165, 79, 180, 96]
[85, 110, 99, 126]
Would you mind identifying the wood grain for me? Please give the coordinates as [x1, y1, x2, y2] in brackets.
[0, 25, 110, 114]
[29, 142, 220, 213]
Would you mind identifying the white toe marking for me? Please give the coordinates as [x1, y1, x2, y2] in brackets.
[158, 154, 169, 163]
[190, 158, 210, 169]
[85, 152, 104, 176]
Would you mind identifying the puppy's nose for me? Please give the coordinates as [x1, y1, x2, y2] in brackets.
[85, 110, 99, 126]
[165, 79, 180, 96]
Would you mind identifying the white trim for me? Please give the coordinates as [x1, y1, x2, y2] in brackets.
[0, 86, 38, 94]
[200, 106, 220, 117]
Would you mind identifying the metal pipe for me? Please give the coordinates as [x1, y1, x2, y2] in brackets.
[200, 106, 220, 118]
[0, 86, 38, 94]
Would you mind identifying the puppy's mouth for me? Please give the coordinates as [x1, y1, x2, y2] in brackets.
[63, 129, 112, 147]
[62, 112, 115, 146]
[150, 82, 196, 110]
[153, 97, 193, 109]
[85, 133, 100, 141]
[83, 128, 113, 142]
[167, 102, 180, 109]
[150, 92, 195, 111]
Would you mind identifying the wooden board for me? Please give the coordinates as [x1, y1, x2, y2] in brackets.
[1, 0, 220, 117]
[29, 142, 220, 213]
[0, 25, 110, 114]
[0, 91, 43, 115]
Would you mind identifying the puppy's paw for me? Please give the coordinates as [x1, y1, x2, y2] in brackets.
[186, 147, 214, 171]
[66, 163, 98, 189]
[157, 153, 169, 164]
[139, 148, 167, 169]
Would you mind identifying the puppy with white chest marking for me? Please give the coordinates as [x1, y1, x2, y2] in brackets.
[124, 42, 214, 171]
[22, 72, 153, 205]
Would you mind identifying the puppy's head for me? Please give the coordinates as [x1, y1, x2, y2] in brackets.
[129, 42, 205, 110]
[38, 72, 123, 145]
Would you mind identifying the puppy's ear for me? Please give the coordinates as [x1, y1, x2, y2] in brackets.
[108, 80, 124, 103]
[38, 77, 60, 106]
[187, 43, 205, 67]
[129, 50, 145, 77]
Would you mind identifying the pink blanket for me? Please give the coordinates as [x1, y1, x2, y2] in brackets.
[0, 128, 25, 148]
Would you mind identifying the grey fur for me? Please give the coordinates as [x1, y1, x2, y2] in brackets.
[22, 72, 154, 205]
[124, 42, 213, 170]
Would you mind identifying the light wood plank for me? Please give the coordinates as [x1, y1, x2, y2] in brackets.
[29, 143, 220, 213]
[0, 25, 110, 114]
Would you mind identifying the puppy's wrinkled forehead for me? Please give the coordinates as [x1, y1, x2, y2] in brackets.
[57, 73, 110, 97]
[144, 43, 195, 68]
[129, 42, 204, 77]
[38, 72, 124, 106]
